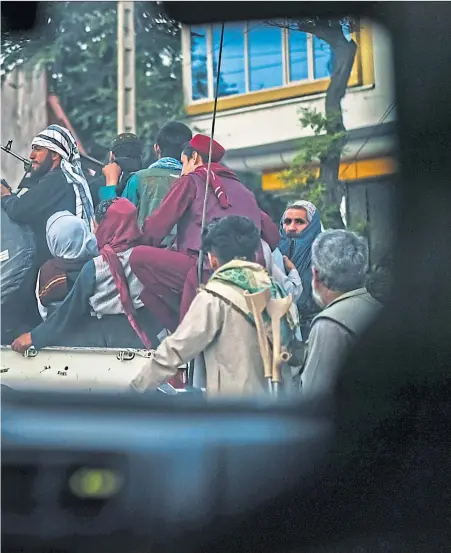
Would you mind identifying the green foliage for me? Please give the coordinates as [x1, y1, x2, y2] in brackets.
[1, 1, 184, 161]
[281, 107, 346, 227]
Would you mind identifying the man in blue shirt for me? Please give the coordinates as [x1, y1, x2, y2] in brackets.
[100, 122, 192, 229]
[89, 132, 143, 209]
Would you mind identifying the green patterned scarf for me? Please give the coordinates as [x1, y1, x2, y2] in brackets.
[208, 259, 299, 331]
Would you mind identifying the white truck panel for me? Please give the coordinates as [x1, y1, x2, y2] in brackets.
[0, 346, 157, 392]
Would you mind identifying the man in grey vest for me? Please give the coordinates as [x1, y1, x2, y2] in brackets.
[301, 229, 382, 396]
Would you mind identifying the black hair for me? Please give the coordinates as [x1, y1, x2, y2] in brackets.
[112, 141, 142, 161]
[201, 215, 260, 265]
[181, 143, 195, 158]
[181, 143, 205, 165]
[95, 198, 117, 224]
[156, 121, 193, 159]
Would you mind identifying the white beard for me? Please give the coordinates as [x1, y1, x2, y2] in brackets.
[312, 280, 326, 309]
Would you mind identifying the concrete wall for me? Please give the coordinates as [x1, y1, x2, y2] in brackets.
[185, 22, 396, 172]
[346, 175, 397, 266]
[1, 66, 48, 189]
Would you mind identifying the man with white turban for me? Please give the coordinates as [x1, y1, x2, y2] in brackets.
[1, 124, 94, 265]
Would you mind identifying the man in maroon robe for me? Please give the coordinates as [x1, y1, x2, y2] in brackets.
[130, 134, 280, 331]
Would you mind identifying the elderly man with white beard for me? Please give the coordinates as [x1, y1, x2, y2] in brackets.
[300, 229, 382, 396]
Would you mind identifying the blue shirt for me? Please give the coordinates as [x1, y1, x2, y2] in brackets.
[98, 158, 182, 206]
[99, 174, 140, 205]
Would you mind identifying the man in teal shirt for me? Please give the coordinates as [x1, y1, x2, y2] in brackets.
[100, 122, 192, 230]
[90, 132, 143, 209]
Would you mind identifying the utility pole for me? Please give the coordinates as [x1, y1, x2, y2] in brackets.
[117, 0, 136, 134]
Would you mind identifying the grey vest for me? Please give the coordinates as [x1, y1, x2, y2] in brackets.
[89, 249, 144, 318]
[136, 167, 180, 228]
[312, 288, 382, 338]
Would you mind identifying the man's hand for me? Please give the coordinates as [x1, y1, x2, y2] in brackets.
[283, 255, 296, 273]
[102, 162, 121, 186]
[1, 183, 12, 197]
[11, 332, 32, 354]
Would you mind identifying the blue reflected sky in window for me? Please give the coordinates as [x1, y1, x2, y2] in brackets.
[190, 25, 208, 101]
[213, 22, 246, 97]
[313, 35, 333, 79]
[288, 30, 308, 82]
[248, 24, 283, 91]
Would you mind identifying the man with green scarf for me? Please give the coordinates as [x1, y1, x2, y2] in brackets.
[131, 216, 301, 397]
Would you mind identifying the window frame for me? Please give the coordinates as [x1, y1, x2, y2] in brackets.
[182, 20, 375, 116]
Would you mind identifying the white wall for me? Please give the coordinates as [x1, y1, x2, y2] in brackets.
[1, 66, 48, 189]
[186, 22, 396, 156]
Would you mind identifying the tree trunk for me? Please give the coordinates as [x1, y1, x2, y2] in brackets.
[266, 19, 358, 227]
[318, 29, 357, 228]
[295, 20, 357, 228]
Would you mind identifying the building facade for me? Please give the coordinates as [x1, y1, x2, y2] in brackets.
[181, 18, 397, 263]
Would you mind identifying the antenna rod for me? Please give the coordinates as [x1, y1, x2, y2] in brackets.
[197, 23, 225, 284]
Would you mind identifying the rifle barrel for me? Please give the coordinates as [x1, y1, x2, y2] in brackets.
[1, 145, 32, 172]
[1, 140, 103, 174]
[80, 153, 104, 169]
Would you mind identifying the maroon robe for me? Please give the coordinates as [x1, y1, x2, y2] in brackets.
[130, 164, 280, 330]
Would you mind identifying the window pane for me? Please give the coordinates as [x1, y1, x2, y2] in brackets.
[213, 22, 246, 97]
[190, 25, 209, 101]
[248, 23, 283, 91]
[313, 36, 333, 79]
[288, 30, 308, 82]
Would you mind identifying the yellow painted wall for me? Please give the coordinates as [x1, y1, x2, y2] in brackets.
[261, 156, 397, 191]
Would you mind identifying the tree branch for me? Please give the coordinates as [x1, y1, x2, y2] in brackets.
[265, 18, 358, 228]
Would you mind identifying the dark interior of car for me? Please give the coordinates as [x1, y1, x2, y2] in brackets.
[2, 2, 451, 552]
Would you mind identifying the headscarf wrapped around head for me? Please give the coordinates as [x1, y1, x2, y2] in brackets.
[278, 200, 322, 272]
[32, 124, 95, 230]
[278, 201, 322, 313]
[95, 198, 152, 349]
[46, 211, 98, 261]
[38, 211, 98, 317]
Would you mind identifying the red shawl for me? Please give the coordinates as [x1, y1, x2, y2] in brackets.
[95, 198, 152, 349]
[194, 163, 240, 209]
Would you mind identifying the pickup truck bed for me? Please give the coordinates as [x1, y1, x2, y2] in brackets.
[0, 346, 180, 392]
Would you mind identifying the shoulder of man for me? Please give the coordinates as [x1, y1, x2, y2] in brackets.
[185, 288, 225, 321]
[309, 316, 352, 340]
[312, 289, 382, 338]
[39, 167, 67, 186]
[135, 166, 181, 181]
[136, 167, 187, 197]
[203, 279, 248, 313]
